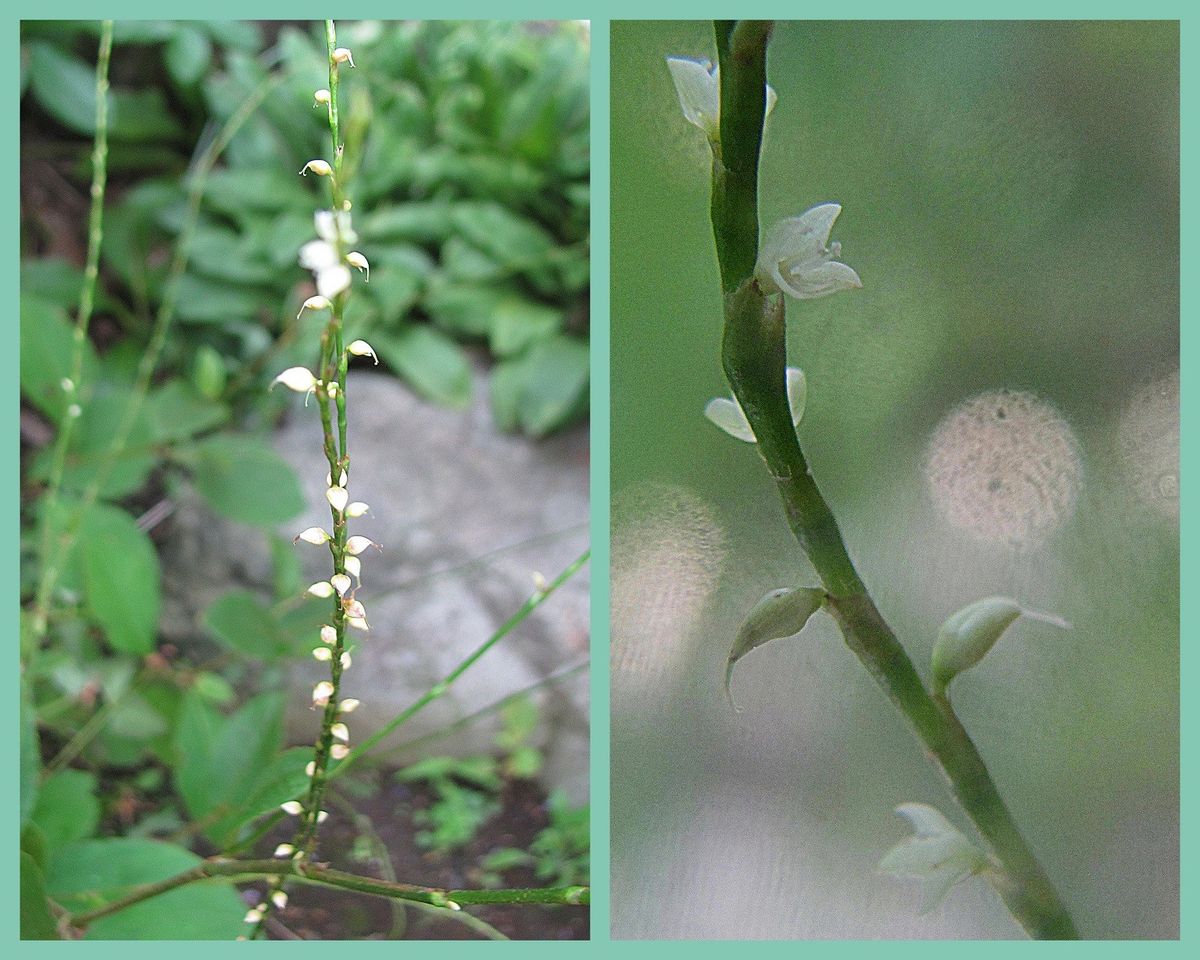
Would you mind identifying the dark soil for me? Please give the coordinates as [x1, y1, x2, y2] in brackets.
[245, 768, 588, 941]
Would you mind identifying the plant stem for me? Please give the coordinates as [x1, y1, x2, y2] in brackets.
[711, 22, 1077, 940]
[64, 858, 588, 932]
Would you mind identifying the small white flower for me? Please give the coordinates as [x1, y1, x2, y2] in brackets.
[244, 906, 265, 923]
[340, 651, 352, 670]
[315, 209, 357, 246]
[347, 340, 378, 364]
[347, 616, 369, 633]
[313, 646, 333, 662]
[280, 800, 303, 815]
[320, 625, 337, 645]
[317, 810, 329, 824]
[313, 88, 331, 106]
[705, 367, 807, 443]
[60, 377, 74, 392]
[345, 251, 370, 282]
[344, 599, 366, 620]
[330, 743, 350, 760]
[312, 680, 335, 706]
[325, 381, 339, 399]
[344, 501, 370, 518]
[330, 573, 352, 597]
[326, 486, 349, 512]
[305, 761, 316, 777]
[272, 367, 318, 394]
[271, 891, 289, 910]
[331, 722, 350, 742]
[665, 56, 777, 140]
[344, 555, 362, 583]
[273, 843, 295, 858]
[345, 536, 378, 556]
[324, 469, 349, 488]
[297, 295, 331, 319]
[879, 803, 988, 914]
[299, 159, 332, 177]
[755, 203, 862, 300]
[332, 47, 355, 67]
[339, 698, 360, 713]
[306, 581, 335, 599]
[294, 526, 330, 545]
[67, 404, 82, 419]
[531, 571, 548, 593]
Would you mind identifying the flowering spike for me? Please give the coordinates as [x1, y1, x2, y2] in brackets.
[299, 159, 332, 177]
[344, 555, 362, 583]
[755, 204, 862, 300]
[347, 340, 379, 364]
[317, 810, 329, 824]
[297, 295, 332, 319]
[313, 88, 331, 106]
[273, 844, 295, 858]
[339, 698, 360, 713]
[330, 743, 350, 760]
[271, 891, 289, 910]
[305, 761, 316, 777]
[244, 907, 265, 923]
[347, 616, 369, 633]
[665, 56, 777, 141]
[330, 573, 352, 597]
[340, 651, 352, 669]
[705, 367, 806, 443]
[344, 599, 366, 620]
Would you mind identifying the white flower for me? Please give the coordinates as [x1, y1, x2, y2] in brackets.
[273, 843, 295, 858]
[299, 159, 332, 177]
[666, 56, 777, 140]
[333, 47, 355, 67]
[330, 743, 350, 760]
[299, 240, 352, 300]
[312, 681, 335, 706]
[705, 367, 806, 442]
[316, 810, 329, 824]
[345, 536, 378, 556]
[339, 698, 360, 713]
[244, 906, 265, 923]
[305, 761, 316, 777]
[345, 251, 370, 282]
[330, 573, 352, 597]
[313, 88, 331, 106]
[297, 295, 331, 319]
[879, 803, 989, 914]
[340, 651, 352, 669]
[326, 486, 349, 512]
[755, 203, 862, 299]
[344, 501, 370, 518]
[271, 891, 289, 910]
[344, 599, 366, 620]
[294, 526, 330, 545]
[347, 340, 378, 364]
[347, 616, 369, 633]
[331, 722, 350, 742]
[344, 555, 362, 582]
[315, 209, 357, 246]
[280, 801, 303, 815]
[306, 581, 335, 599]
[313, 646, 333, 662]
[272, 367, 318, 394]
[320, 625, 337, 645]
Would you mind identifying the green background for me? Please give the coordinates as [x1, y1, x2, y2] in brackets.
[610, 18, 1178, 939]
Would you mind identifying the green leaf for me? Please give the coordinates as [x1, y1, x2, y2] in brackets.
[488, 298, 563, 358]
[187, 434, 305, 526]
[21, 258, 112, 313]
[21, 679, 40, 829]
[173, 273, 268, 324]
[19, 295, 99, 421]
[451, 202, 555, 270]
[20, 853, 60, 940]
[27, 42, 97, 135]
[47, 838, 245, 939]
[361, 202, 455, 244]
[31, 770, 100, 854]
[165, 26, 212, 88]
[725, 587, 825, 703]
[205, 746, 312, 848]
[145, 380, 229, 442]
[80, 503, 161, 654]
[56, 389, 158, 499]
[203, 589, 289, 660]
[491, 333, 588, 437]
[372, 326, 473, 408]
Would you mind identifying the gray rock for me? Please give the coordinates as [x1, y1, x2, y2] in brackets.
[159, 362, 590, 803]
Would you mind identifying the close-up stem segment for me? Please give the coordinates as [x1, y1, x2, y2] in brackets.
[711, 21, 1077, 940]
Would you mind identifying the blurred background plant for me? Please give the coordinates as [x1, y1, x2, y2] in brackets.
[20, 19, 589, 941]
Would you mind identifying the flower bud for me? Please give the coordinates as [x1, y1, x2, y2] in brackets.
[726, 587, 825, 705]
[330, 743, 350, 759]
[345, 536, 379, 556]
[345, 501, 371, 518]
[339, 698, 360, 713]
[317, 810, 329, 824]
[344, 599, 366, 620]
[306, 581, 335, 599]
[271, 891, 289, 910]
[312, 680, 335, 706]
[347, 339, 379, 364]
[320, 625, 337, 645]
[332, 47, 355, 67]
[297, 295, 331, 319]
[331, 722, 350, 742]
[705, 367, 807, 443]
[344, 556, 362, 582]
[313, 88, 331, 106]
[280, 801, 303, 815]
[313, 646, 333, 662]
[326, 381, 339, 399]
[244, 906, 265, 923]
[300, 159, 332, 177]
[294, 526, 330, 545]
[331, 573, 352, 597]
[326, 486, 349, 512]
[345, 251, 370, 282]
[879, 803, 988, 914]
[931, 596, 1071, 695]
[273, 844, 295, 858]
[272, 367, 318, 393]
[305, 761, 316, 777]
[340, 651, 352, 669]
[347, 616, 369, 633]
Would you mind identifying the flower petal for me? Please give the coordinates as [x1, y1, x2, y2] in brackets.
[666, 57, 719, 136]
[704, 396, 756, 442]
[786, 367, 807, 427]
[316, 264, 352, 299]
[299, 239, 338, 271]
[778, 259, 862, 300]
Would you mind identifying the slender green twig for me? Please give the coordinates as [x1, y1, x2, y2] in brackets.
[710, 21, 1077, 940]
[63, 858, 588, 931]
[29, 20, 112, 649]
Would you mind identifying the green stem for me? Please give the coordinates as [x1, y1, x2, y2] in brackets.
[711, 22, 1077, 940]
[63, 858, 588, 932]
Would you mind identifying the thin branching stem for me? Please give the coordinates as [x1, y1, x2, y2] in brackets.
[711, 21, 1077, 940]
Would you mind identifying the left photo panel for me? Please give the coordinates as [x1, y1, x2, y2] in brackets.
[20, 19, 590, 940]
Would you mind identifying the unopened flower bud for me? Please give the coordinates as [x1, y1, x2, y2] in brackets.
[320, 625, 337, 645]
[345, 251, 370, 281]
[347, 340, 378, 364]
[317, 810, 329, 824]
[313, 646, 333, 662]
[67, 404, 82, 418]
[345, 536, 379, 556]
[345, 501, 370, 518]
[305, 761, 316, 777]
[300, 159, 332, 177]
[244, 907, 265, 923]
[344, 599, 366, 620]
[339, 698, 360, 713]
[330, 743, 350, 759]
[272, 367, 318, 393]
[271, 891, 289, 910]
[725, 586, 825, 705]
[340, 651, 352, 669]
[326, 486, 349, 512]
[330, 573, 352, 596]
[294, 526, 330, 545]
[347, 616, 369, 632]
[273, 844, 295, 858]
[306, 581, 335, 599]
[344, 556, 362, 582]
[297, 295, 331, 319]
[331, 722, 350, 742]
[332, 47, 355, 67]
[312, 680, 335, 706]
[280, 801, 303, 815]
[313, 88, 331, 106]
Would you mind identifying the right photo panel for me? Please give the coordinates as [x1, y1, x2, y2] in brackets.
[610, 19, 1179, 940]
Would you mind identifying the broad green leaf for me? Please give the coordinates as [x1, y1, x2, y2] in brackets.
[205, 746, 312, 848]
[55, 389, 158, 499]
[19, 295, 99, 421]
[361, 203, 455, 244]
[202, 168, 311, 218]
[492, 333, 588, 437]
[451, 202, 555, 270]
[31, 770, 100, 854]
[423, 283, 510, 338]
[78, 503, 160, 654]
[20, 852, 59, 940]
[106, 693, 170, 741]
[21, 258, 112, 314]
[203, 589, 288, 659]
[47, 838, 244, 939]
[188, 434, 305, 526]
[173, 273, 267, 324]
[488, 299, 563, 358]
[372, 326, 473, 408]
[165, 26, 212, 88]
[27, 42, 97, 135]
[145, 380, 229, 442]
